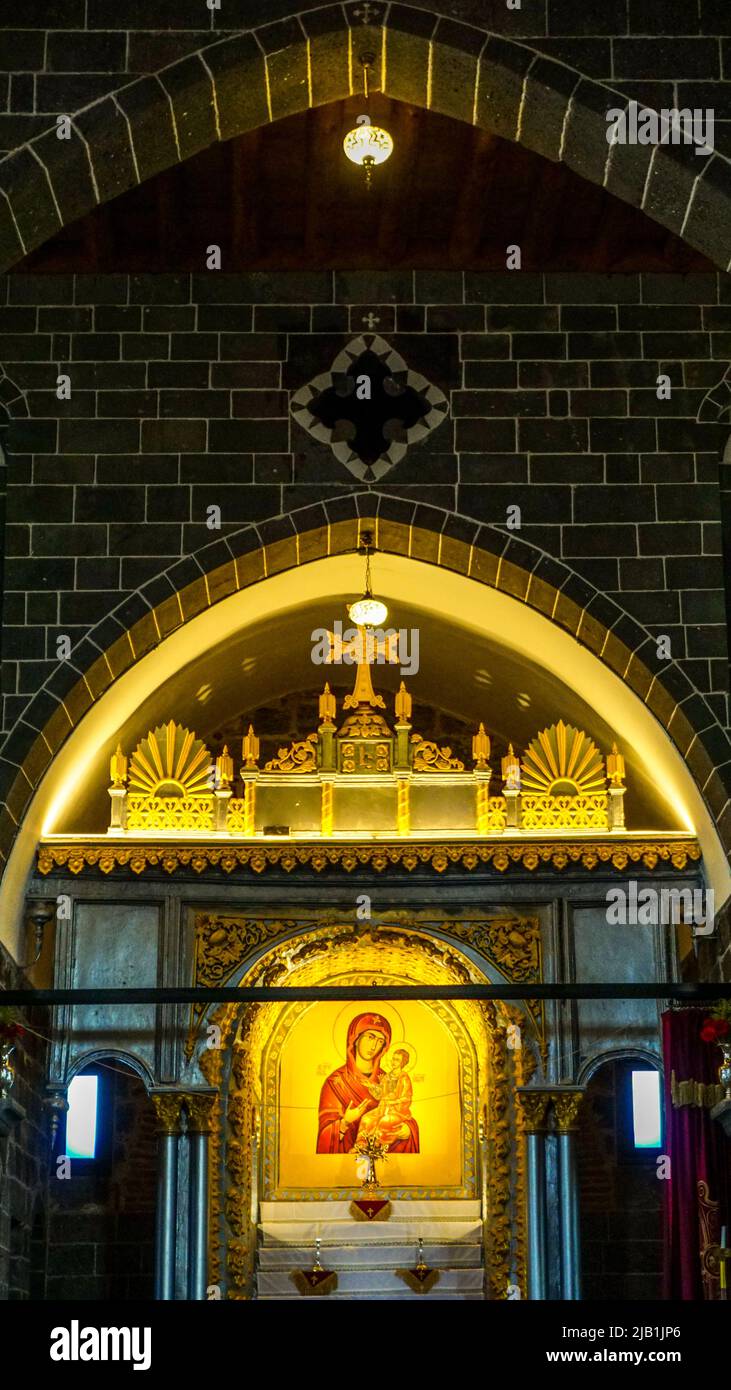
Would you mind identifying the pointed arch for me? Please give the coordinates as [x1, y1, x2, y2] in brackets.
[1, 6, 730, 271]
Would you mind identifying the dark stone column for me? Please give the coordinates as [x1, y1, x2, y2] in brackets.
[184, 1094, 216, 1302]
[552, 1088, 585, 1301]
[517, 1089, 551, 1300]
[151, 1092, 184, 1302]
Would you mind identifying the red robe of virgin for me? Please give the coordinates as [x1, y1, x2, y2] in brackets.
[316, 1012, 420, 1154]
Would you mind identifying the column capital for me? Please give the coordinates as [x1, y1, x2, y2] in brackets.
[151, 1091, 186, 1135]
[550, 1088, 585, 1132]
[184, 1092, 217, 1134]
[516, 1087, 552, 1132]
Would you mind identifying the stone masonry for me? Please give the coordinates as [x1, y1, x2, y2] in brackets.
[1, 269, 728, 748]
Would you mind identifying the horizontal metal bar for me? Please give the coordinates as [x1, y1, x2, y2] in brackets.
[1, 983, 729, 1005]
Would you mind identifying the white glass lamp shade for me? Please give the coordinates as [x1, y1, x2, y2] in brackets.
[348, 595, 389, 627]
[343, 124, 394, 169]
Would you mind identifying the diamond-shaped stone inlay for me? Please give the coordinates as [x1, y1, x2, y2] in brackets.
[291, 334, 449, 481]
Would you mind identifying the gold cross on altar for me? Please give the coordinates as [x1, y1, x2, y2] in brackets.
[326, 625, 400, 710]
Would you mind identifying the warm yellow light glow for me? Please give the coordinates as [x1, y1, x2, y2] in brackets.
[3, 551, 727, 960]
[347, 594, 388, 626]
[343, 124, 393, 170]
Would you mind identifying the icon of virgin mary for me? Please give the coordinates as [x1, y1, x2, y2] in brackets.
[316, 1011, 419, 1154]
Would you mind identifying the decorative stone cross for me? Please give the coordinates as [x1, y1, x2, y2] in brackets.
[362, 312, 380, 329]
[353, 3, 379, 24]
[309, 347, 429, 470]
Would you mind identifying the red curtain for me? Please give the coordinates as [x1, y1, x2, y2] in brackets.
[662, 1008, 730, 1299]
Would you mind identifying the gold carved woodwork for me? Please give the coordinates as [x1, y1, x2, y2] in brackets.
[410, 735, 465, 772]
[208, 928, 530, 1298]
[128, 721, 213, 796]
[225, 1139, 249, 1186]
[191, 914, 572, 1299]
[513, 1029, 536, 1300]
[92, 639, 642, 840]
[396, 778, 410, 834]
[697, 1179, 721, 1300]
[126, 794, 216, 832]
[340, 735, 391, 769]
[485, 796, 507, 830]
[321, 781, 333, 836]
[521, 722, 606, 795]
[520, 793, 608, 831]
[184, 1093, 216, 1134]
[670, 1071, 726, 1109]
[187, 916, 299, 1056]
[227, 1094, 247, 1138]
[186, 909, 545, 1062]
[515, 1091, 552, 1132]
[151, 1093, 185, 1134]
[37, 837, 701, 879]
[264, 734, 317, 773]
[551, 1092, 584, 1131]
[197, 1045, 224, 1088]
[485, 1020, 511, 1299]
[225, 1189, 247, 1237]
[476, 780, 489, 833]
[446, 916, 540, 983]
[222, 1018, 263, 1297]
[227, 1240, 248, 1291]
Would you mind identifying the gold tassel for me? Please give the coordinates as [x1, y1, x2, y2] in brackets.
[670, 1070, 725, 1109]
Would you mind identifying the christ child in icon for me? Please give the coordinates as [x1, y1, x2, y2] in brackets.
[357, 1047, 416, 1150]
[316, 1012, 419, 1153]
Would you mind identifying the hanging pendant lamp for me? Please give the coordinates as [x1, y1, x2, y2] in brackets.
[348, 536, 388, 627]
[343, 54, 394, 188]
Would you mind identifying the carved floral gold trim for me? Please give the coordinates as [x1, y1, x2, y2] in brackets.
[410, 735, 465, 772]
[551, 1092, 584, 1132]
[264, 734, 318, 773]
[151, 1093, 186, 1134]
[195, 919, 542, 1298]
[184, 911, 545, 1062]
[37, 837, 701, 878]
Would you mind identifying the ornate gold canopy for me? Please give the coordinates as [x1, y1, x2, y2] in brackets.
[97, 627, 632, 841]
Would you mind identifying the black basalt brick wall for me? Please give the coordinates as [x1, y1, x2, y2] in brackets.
[0, 269, 728, 755]
[5, 0, 731, 160]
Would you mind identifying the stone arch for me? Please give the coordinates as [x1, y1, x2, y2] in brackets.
[198, 922, 526, 1298]
[65, 1049, 155, 1091]
[578, 1047, 662, 1087]
[0, 371, 28, 419]
[191, 911, 542, 1076]
[576, 1051, 665, 1299]
[1, 4, 731, 272]
[2, 496, 730, 904]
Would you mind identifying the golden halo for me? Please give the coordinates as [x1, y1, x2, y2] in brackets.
[382, 1041, 417, 1073]
[331, 1001, 404, 1060]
